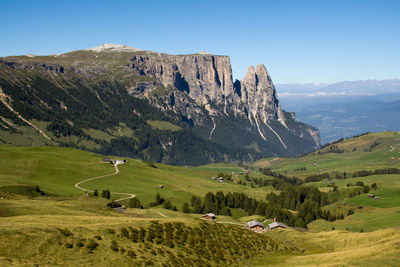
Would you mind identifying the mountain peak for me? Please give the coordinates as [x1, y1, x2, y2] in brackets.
[86, 43, 141, 52]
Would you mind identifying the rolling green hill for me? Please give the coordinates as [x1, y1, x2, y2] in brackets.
[1, 131, 400, 266]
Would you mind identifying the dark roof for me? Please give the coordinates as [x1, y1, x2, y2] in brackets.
[247, 220, 265, 228]
[268, 222, 288, 229]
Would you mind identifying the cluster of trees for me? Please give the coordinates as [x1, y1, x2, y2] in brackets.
[238, 174, 269, 187]
[265, 185, 340, 226]
[352, 168, 400, 178]
[317, 145, 344, 154]
[305, 172, 348, 183]
[261, 168, 304, 186]
[116, 221, 293, 266]
[364, 141, 380, 152]
[302, 167, 399, 184]
[346, 181, 378, 195]
[92, 189, 110, 199]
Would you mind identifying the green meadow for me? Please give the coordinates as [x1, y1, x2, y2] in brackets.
[1, 131, 400, 266]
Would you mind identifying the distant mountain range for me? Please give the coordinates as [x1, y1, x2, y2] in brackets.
[276, 80, 400, 144]
[0, 44, 319, 165]
[277, 79, 400, 96]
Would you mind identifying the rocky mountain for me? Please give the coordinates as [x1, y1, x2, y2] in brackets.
[0, 44, 319, 165]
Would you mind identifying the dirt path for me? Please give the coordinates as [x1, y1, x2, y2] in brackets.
[215, 221, 245, 226]
[156, 211, 169, 218]
[74, 163, 136, 203]
[0, 86, 52, 141]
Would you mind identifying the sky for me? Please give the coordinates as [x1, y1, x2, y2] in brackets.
[0, 0, 399, 84]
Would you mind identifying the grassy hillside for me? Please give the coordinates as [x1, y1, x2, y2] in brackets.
[1, 131, 400, 266]
[0, 145, 272, 205]
[254, 131, 400, 175]
[255, 227, 400, 266]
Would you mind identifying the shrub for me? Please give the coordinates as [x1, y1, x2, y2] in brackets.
[106, 201, 122, 208]
[182, 202, 190, 213]
[102, 189, 111, 199]
[355, 181, 364, 186]
[129, 197, 143, 208]
[86, 239, 99, 252]
[76, 240, 85, 248]
[362, 185, 370, 193]
[162, 200, 173, 210]
[127, 250, 137, 258]
[57, 228, 73, 237]
[347, 209, 354, 216]
[110, 243, 119, 252]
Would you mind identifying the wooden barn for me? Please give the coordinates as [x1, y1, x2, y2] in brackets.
[202, 213, 216, 220]
[268, 222, 288, 230]
[247, 220, 266, 232]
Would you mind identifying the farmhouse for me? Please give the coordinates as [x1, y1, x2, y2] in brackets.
[247, 220, 266, 232]
[367, 193, 375, 198]
[268, 222, 288, 230]
[102, 158, 112, 163]
[202, 213, 216, 220]
[210, 177, 217, 180]
[157, 185, 164, 189]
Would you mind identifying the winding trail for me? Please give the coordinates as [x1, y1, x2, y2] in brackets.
[74, 163, 136, 203]
[209, 117, 216, 139]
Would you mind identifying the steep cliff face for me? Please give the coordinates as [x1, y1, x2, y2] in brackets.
[127, 52, 320, 153]
[0, 45, 320, 164]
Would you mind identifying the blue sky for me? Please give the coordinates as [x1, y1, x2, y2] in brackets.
[0, 0, 399, 83]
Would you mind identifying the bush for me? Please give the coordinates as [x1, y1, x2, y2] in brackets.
[362, 185, 370, 193]
[163, 200, 173, 210]
[110, 244, 119, 251]
[102, 189, 111, 199]
[86, 239, 99, 252]
[355, 181, 364, 186]
[182, 202, 190, 213]
[107, 201, 122, 208]
[129, 197, 143, 208]
[127, 250, 137, 258]
[347, 209, 354, 216]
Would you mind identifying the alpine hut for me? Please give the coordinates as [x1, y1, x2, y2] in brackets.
[247, 220, 266, 232]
